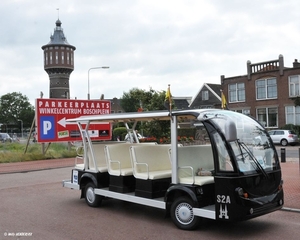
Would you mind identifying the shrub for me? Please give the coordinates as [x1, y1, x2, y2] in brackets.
[280, 124, 300, 136]
[113, 127, 127, 141]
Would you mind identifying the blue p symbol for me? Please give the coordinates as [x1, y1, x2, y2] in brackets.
[40, 116, 55, 140]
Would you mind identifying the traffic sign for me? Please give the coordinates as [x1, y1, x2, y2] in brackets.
[35, 98, 111, 142]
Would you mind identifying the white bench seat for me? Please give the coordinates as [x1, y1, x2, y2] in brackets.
[179, 176, 214, 186]
[109, 167, 133, 176]
[177, 145, 215, 186]
[130, 145, 171, 180]
[75, 143, 108, 172]
[105, 143, 133, 176]
[105, 143, 158, 176]
[134, 169, 172, 180]
[75, 163, 84, 170]
[75, 163, 108, 172]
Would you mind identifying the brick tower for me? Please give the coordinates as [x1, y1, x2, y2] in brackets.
[41, 19, 76, 98]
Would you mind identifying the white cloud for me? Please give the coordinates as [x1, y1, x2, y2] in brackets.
[1, 0, 300, 106]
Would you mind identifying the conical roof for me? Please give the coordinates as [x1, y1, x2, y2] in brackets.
[42, 19, 76, 49]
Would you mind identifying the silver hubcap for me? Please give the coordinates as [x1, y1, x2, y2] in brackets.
[86, 187, 95, 203]
[175, 202, 194, 225]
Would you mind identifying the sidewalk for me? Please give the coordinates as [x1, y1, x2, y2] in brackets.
[280, 159, 300, 211]
[0, 158, 76, 174]
[0, 157, 299, 211]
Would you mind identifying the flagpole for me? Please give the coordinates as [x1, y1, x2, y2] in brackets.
[165, 84, 173, 121]
[168, 84, 172, 113]
[220, 89, 228, 110]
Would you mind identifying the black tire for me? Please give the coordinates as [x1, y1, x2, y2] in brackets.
[280, 139, 288, 146]
[170, 196, 200, 230]
[84, 182, 101, 207]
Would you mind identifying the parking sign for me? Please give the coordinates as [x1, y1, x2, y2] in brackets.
[35, 98, 111, 142]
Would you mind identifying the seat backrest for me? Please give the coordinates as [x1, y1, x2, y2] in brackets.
[177, 145, 214, 174]
[130, 145, 171, 172]
[86, 143, 108, 171]
[105, 144, 133, 170]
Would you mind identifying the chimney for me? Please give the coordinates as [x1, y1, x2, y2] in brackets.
[293, 59, 300, 68]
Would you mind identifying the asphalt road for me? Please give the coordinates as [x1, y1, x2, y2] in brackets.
[0, 167, 299, 240]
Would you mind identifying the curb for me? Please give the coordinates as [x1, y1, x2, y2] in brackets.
[281, 207, 300, 213]
[0, 165, 73, 175]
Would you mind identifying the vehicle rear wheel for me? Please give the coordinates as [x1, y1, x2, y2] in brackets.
[84, 182, 101, 207]
[170, 197, 200, 230]
[280, 139, 288, 146]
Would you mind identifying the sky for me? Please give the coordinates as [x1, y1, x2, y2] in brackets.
[1, 0, 300, 106]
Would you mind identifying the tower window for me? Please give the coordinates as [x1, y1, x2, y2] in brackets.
[50, 52, 53, 64]
[45, 52, 48, 65]
[55, 52, 58, 64]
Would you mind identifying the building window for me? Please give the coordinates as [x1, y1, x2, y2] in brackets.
[61, 52, 64, 64]
[229, 83, 245, 102]
[45, 52, 48, 65]
[202, 90, 209, 100]
[55, 52, 58, 64]
[289, 75, 300, 97]
[257, 107, 277, 127]
[67, 52, 70, 64]
[235, 109, 250, 116]
[50, 52, 52, 64]
[286, 106, 300, 125]
[256, 78, 277, 100]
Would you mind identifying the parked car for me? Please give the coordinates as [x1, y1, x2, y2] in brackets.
[0, 133, 12, 143]
[268, 130, 299, 146]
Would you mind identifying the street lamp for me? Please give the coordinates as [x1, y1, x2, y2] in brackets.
[87, 66, 109, 100]
[18, 119, 23, 139]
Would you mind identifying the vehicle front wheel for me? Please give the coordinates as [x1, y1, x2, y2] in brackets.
[84, 182, 102, 207]
[280, 139, 288, 146]
[170, 197, 200, 230]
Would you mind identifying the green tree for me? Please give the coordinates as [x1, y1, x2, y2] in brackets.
[120, 87, 173, 139]
[0, 92, 35, 132]
[120, 87, 154, 112]
[120, 87, 171, 112]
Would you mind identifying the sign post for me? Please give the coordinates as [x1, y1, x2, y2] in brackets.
[35, 98, 111, 143]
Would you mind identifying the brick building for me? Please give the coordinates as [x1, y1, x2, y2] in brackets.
[221, 54, 300, 128]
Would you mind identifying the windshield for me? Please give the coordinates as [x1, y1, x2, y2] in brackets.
[209, 111, 279, 174]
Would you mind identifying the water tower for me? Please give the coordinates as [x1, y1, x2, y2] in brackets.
[41, 19, 76, 98]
